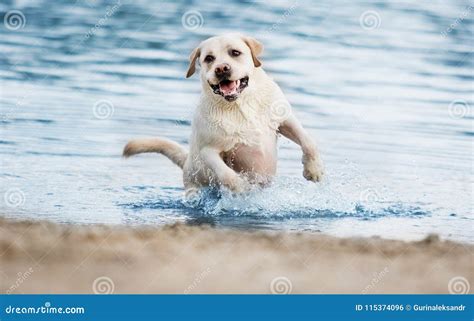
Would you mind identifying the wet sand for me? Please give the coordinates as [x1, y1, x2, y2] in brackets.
[0, 218, 472, 294]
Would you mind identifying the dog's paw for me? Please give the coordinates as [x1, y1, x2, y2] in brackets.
[303, 157, 324, 182]
[221, 174, 252, 194]
[231, 176, 253, 194]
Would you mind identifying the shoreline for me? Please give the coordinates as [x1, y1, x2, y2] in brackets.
[0, 218, 472, 294]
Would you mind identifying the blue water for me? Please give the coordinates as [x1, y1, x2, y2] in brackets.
[0, 0, 472, 242]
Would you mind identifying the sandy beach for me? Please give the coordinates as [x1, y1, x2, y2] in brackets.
[0, 218, 472, 294]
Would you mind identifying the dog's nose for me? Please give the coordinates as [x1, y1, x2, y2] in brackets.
[215, 63, 231, 77]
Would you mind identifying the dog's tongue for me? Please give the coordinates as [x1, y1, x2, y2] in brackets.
[219, 80, 239, 96]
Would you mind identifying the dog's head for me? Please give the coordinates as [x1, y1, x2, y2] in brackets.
[185, 34, 263, 102]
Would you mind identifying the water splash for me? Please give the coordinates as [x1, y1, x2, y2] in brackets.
[121, 175, 430, 221]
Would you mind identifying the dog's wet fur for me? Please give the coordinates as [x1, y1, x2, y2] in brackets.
[123, 33, 324, 197]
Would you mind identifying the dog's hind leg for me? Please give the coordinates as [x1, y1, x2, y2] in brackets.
[123, 138, 188, 169]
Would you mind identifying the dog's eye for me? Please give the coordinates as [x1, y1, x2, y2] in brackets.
[230, 50, 241, 57]
[204, 55, 215, 63]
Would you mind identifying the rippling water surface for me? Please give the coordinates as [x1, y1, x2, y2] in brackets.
[0, 0, 472, 242]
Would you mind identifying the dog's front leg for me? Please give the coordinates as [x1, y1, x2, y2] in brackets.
[200, 147, 248, 192]
[278, 114, 324, 182]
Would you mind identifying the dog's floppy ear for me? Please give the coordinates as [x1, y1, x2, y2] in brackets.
[186, 46, 201, 78]
[242, 36, 263, 67]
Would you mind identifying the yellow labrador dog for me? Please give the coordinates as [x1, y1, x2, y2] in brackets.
[123, 34, 323, 196]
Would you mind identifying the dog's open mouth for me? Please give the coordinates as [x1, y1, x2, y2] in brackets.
[209, 76, 249, 101]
